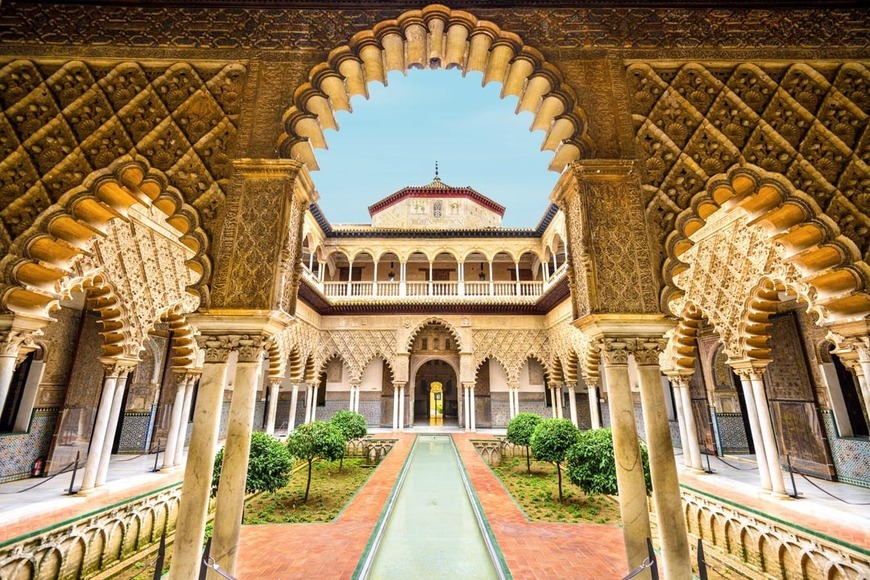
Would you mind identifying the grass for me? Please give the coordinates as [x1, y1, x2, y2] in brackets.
[491, 456, 621, 524]
[242, 458, 372, 524]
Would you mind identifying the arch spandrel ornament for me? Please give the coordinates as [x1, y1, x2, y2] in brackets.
[666, 165, 870, 370]
[277, 5, 593, 174]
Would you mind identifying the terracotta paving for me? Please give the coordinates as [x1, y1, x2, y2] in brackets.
[679, 467, 870, 549]
[235, 434, 415, 579]
[452, 433, 627, 580]
[237, 433, 628, 579]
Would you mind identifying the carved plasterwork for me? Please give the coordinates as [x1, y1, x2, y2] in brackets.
[279, 5, 593, 173]
[0, 58, 244, 264]
[667, 166, 870, 368]
[61, 208, 200, 360]
[630, 62, 870, 285]
[472, 328, 550, 384]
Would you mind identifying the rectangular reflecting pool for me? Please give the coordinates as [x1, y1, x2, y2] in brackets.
[359, 435, 506, 580]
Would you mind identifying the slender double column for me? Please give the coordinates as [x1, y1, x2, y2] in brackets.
[666, 374, 693, 469]
[670, 375, 703, 471]
[394, 382, 406, 430]
[586, 381, 601, 429]
[0, 335, 23, 418]
[169, 337, 234, 580]
[732, 366, 774, 493]
[163, 372, 193, 470]
[734, 365, 786, 496]
[349, 382, 361, 413]
[304, 383, 315, 423]
[462, 383, 476, 431]
[80, 361, 135, 493]
[631, 339, 691, 580]
[173, 374, 198, 466]
[212, 337, 265, 577]
[507, 381, 520, 419]
[288, 383, 301, 432]
[265, 379, 281, 435]
[600, 339, 651, 574]
[567, 384, 578, 427]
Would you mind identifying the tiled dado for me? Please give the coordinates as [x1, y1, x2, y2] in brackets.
[0, 408, 58, 483]
[822, 410, 870, 488]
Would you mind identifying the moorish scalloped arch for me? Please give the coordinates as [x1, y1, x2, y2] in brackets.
[664, 164, 870, 323]
[0, 156, 210, 322]
[359, 353, 396, 383]
[277, 4, 593, 174]
[473, 355, 508, 383]
[404, 316, 463, 353]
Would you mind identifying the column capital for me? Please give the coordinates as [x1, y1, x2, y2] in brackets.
[195, 334, 266, 364]
[599, 338, 631, 366]
[627, 337, 668, 367]
[729, 360, 768, 381]
[507, 381, 520, 390]
[462, 381, 475, 390]
[391, 381, 407, 389]
[267, 377, 283, 388]
[664, 372, 692, 389]
[101, 358, 138, 378]
[0, 329, 39, 357]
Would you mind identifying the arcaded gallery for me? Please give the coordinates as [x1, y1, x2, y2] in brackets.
[0, 1, 868, 579]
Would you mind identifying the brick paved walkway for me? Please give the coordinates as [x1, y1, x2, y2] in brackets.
[237, 433, 628, 579]
[236, 434, 415, 578]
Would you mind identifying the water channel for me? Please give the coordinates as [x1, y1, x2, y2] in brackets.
[357, 435, 507, 579]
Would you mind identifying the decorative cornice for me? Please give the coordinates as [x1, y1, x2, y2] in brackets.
[367, 183, 506, 217]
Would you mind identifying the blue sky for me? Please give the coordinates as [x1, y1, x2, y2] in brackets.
[311, 68, 559, 228]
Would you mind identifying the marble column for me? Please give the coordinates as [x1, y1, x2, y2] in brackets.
[162, 373, 189, 470]
[305, 383, 314, 423]
[310, 384, 319, 421]
[675, 378, 704, 472]
[398, 383, 406, 430]
[212, 339, 264, 576]
[463, 384, 471, 431]
[392, 383, 400, 430]
[733, 368, 772, 491]
[568, 384, 578, 427]
[0, 340, 21, 418]
[349, 384, 356, 411]
[666, 375, 692, 468]
[288, 383, 300, 432]
[555, 385, 564, 419]
[507, 382, 517, 418]
[96, 365, 135, 487]
[174, 374, 198, 467]
[601, 339, 651, 573]
[469, 383, 477, 431]
[169, 338, 232, 580]
[631, 339, 691, 580]
[549, 385, 559, 418]
[587, 384, 601, 429]
[748, 370, 787, 496]
[80, 362, 127, 493]
[265, 379, 281, 435]
[853, 341, 870, 424]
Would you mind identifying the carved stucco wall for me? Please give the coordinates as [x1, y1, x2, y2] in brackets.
[371, 195, 502, 230]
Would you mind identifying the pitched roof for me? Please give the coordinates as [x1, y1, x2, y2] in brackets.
[367, 177, 506, 217]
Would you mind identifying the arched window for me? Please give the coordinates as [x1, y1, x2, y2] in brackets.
[433, 200, 443, 218]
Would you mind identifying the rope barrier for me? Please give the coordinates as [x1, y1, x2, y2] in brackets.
[202, 557, 237, 580]
[796, 471, 870, 506]
[0, 458, 79, 494]
[709, 453, 757, 471]
[623, 557, 655, 580]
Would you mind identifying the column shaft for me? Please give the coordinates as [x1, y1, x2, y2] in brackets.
[168, 360, 228, 580]
[96, 370, 132, 486]
[163, 376, 188, 470]
[678, 385, 704, 471]
[463, 386, 470, 431]
[392, 384, 399, 430]
[470, 385, 476, 431]
[588, 386, 601, 429]
[602, 345, 651, 573]
[0, 352, 19, 417]
[508, 386, 515, 418]
[265, 380, 280, 435]
[80, 370, 120, 492]
[398, 386, 406, 430]
[735, 372, 771, 490]
[749, 373, 786, 495]
[568, 386, 578, 427]
[668, 380, 691, 468]
[174, 377, 197, 467]
[288, 383, 300, 432]
[635, 353, 691, 580]
[212, 358, 261, 575]
[304, 384, 313, 423]
[310, 385, 318, 421]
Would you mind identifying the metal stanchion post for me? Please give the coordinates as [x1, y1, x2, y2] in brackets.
[647, 537, 659, 580]
[153, 533, 166, 580]
[697, 539, 708, 580]
[68, 451, 80, 495]
[786, 454, 800, 498]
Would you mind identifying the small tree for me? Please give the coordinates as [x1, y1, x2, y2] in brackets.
[506, 413, 543, 474]
[330, 410, 367, 470]
[566, 428, 652, 497]
[211, 431, 293, 496]
[286, 421, 345, 501]
[530, 418, 579, 502]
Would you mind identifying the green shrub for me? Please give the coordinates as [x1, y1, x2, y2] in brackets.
[530, 418, 579, 501]
[506, 413, 543, 474]
[330, 410, 368, 470]
[286, 421, 346, 501]
[211, 431, 293, 496]
[565, 427, 652, 497]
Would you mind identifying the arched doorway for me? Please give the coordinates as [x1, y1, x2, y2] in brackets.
[413, 359, 458, 426]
